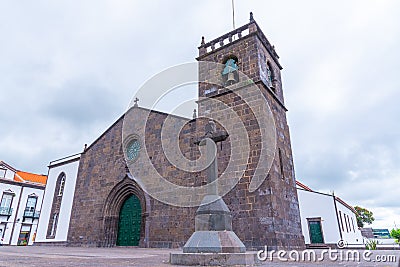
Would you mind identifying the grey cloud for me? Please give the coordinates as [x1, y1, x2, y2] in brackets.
[40, 80, 122, 126]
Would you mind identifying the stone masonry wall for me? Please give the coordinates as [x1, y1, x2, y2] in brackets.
[196, 24, 304, 249]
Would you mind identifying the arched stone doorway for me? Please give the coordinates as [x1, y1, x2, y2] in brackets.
[102, 176, 149, 247]
[117, 194, 141, 246]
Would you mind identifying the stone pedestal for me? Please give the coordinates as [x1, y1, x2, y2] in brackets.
[170, 195, 247, 265]
[183, 231, 245, 254]
[170, 252, 260, 266]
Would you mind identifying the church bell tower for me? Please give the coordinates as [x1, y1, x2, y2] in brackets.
[196, 13, 305, 249]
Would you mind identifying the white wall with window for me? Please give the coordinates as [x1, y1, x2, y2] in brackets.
[0, 183, 21, 245]
[0, 165, 45, 245]
[335, 199, 364, 245]
[9, 186, 45, 245]
[297, 182, 364, 247]
[36, 154, 80, 243]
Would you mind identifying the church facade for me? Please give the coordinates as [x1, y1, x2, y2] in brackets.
[36, 15, 305, 250]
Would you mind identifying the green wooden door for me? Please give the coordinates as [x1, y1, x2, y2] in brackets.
[309, 221, 324, 244]
[117, 195, 141, 246]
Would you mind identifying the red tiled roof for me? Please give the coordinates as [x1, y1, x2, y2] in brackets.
[296, 180, 357, 214]
[14, 171, 47, 185]
[335, 196, 357, 214]
[296, 180, 313, 192]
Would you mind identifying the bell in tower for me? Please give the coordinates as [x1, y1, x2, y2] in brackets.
[222, 58, 239, 86]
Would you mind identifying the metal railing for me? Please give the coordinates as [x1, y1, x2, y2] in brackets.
[23, 209, 40, 218]
[0, 206, 12, 216]
[198, 14, 281, 68]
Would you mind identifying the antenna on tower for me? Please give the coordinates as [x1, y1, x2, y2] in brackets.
[231, 0, 236, 29]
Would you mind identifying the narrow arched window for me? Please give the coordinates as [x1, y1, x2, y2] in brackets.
[50, 213, 58, 237]
[58, 175, 66, 196]
[47, 172, 65, 238]
[278, 148, 284, 179]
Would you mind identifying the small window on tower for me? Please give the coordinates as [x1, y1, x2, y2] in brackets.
[279, 148, 285, 179]
[266, 62, 275, 90]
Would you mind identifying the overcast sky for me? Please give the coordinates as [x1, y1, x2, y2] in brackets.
[1, 1, 399, 229]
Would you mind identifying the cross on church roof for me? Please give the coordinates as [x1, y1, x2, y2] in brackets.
[133, 97, 139, 107]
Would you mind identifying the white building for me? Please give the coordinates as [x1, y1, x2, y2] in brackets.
[0, 161, 46, 245]
[35, 154, 80, 244]
[296, 181, 364, 248]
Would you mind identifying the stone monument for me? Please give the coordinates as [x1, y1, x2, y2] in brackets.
[170, 121, 259, 266]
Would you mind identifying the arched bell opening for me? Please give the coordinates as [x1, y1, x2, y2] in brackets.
[221, 55, 239, 86]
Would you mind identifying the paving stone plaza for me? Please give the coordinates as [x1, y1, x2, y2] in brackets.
[0, 246, 399, 267]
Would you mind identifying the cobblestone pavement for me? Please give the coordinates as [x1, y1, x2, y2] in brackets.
[0, 246, 399, 266]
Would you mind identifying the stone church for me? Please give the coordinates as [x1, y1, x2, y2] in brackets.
[35, 14, 305, 250]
